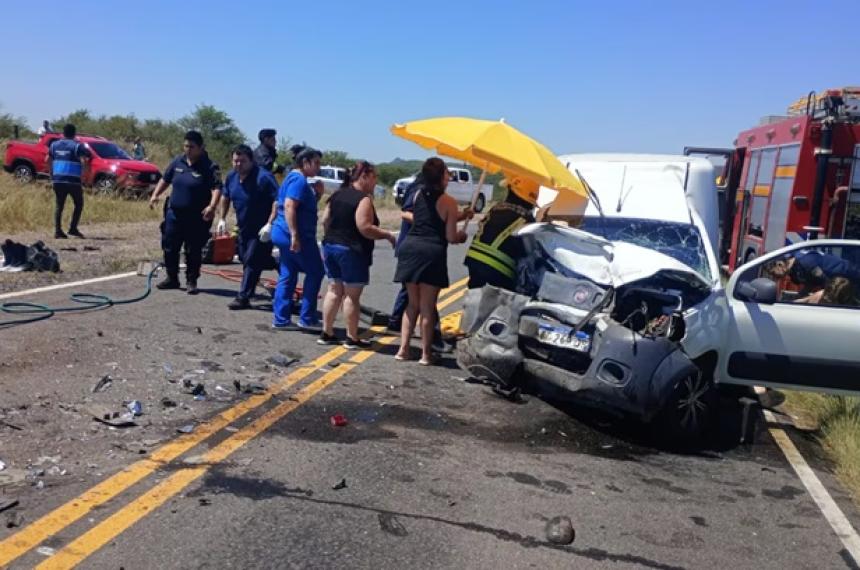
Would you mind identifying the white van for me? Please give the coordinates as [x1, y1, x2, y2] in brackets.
[394, 166, 493, 212]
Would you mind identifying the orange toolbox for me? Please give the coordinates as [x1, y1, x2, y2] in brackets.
[211, 234, 236, 264]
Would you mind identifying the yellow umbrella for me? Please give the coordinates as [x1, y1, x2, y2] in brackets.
[390, 116, 587, 198]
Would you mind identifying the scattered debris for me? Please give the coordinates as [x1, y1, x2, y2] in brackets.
[330, 415, 348, 427]
[161, 397, 178, 408]
[183, 378, 206, 396]
[224, 426, 239, 433]
[177, 424, 195, 434]
[36, 546, 56, 557]
[5, 511, 23, 529]
[88, 405, 136, 427]
[126, 400, 143, 416]
[215, 385, 231, 394]
[193, 395, 206, 401]
[195, 326, 203, 334]
[332, 478, 347, 490]
[93, 374, 113, 394]
[198, 497, 211, 506]
[545, 516, 575, 545]
[0, 499, 19, 513]
[378, 513, 408, 537]
[266, 355, 299, 368]
[0, 460, 5, 471]
[233, 380, 266, 394]
[36, 480, 45, 490]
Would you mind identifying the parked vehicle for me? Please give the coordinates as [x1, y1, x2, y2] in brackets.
[313, 165, 386, 198]
[687, 87, 860, 271]
[458, 153, 860, 442]
[3, 133, 161, 196]
[394, 166, 493, 212]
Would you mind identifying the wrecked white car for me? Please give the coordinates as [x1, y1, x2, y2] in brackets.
[458, 154, 860, 441]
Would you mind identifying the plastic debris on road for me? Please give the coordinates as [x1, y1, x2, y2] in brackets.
[92, 375, 113, 393]
[330, 414, 348, 427]
[332, 478, 347, 490]
[126, 400, 143, 416]
[177, 424, 195, 434]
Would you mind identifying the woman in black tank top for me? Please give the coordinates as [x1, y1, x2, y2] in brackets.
[319, 161, 396, 348]
[394, 158, 469, 365]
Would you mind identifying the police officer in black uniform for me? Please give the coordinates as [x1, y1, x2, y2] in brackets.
[253, 129, 285, 175]
[464, 174, 537, 291]
[149, 130, 222, 295]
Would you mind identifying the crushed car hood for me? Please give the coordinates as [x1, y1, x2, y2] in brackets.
[518, 222, 712, 290]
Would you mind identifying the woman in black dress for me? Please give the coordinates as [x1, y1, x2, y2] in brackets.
[394, 157, 468, 365]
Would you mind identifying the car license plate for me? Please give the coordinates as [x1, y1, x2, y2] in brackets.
[537, 323, 591, 352]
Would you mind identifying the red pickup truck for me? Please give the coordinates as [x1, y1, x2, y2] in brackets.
[3, 133, 161, 195]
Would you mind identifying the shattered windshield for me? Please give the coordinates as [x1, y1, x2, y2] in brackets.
[578, 216, 711, 280]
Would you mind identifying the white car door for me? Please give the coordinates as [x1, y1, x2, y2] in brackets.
[447, 170, 468, 203]
[719, 239, 860, 394]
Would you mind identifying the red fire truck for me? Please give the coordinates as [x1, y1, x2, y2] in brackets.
[688, 87, 860, 272]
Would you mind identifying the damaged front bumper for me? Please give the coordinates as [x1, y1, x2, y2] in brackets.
[457, 286, 698, 421]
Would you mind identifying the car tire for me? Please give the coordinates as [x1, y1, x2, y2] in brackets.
[12, 163, 35, 184]
[659, 368, 716, 446]
[93, 175, 116, 195]
[474, 193, 486, 213]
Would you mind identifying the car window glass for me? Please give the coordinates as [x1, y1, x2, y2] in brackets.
[337, 170, 346, 181]
[449, 171, 458, 182]
[319, 168, 333, 179]
[459, 171, 469, 182]
[737, 244, 860, 309]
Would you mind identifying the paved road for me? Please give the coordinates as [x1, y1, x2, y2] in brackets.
[1, 243, 859, 569]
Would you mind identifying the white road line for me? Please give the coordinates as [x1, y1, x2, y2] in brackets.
[0, 272, 137, 301]
[763, 409, 860, 563]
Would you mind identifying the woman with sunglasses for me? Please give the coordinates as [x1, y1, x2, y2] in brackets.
[318, 161, 396, 349]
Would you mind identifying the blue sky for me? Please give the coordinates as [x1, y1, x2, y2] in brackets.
[2, 0, 853, 162]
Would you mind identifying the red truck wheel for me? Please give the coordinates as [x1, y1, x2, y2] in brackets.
[12, 162, 35, 184]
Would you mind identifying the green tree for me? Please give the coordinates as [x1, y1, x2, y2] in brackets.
[178, 104, 246, 167]
[321, 150, 353, 169]
[376, 163, 414, 188]
[0, 104, 31, 139]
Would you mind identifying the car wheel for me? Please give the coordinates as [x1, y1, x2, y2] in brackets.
[474, 193, 486, 213]
[660, 369, 715, 445]
[12, 163, 35, 184]
[94, 175, 116, 195]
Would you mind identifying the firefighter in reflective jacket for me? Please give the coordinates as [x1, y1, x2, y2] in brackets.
[464, 174, 537, 290]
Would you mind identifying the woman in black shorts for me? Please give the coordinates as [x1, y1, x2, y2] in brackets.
[394, 157, 468, 365]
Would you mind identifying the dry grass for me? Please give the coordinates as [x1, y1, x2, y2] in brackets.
[783, 392, 860, 503]
[0, 177, 159, 234]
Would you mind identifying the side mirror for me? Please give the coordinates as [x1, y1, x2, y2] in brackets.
[736, 277, 778, 305]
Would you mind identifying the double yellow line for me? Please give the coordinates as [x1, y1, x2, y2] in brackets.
[2, 277, 469, 569]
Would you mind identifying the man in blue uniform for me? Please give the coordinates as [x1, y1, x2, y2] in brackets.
[149, 131, 222, 295]
[46, 123, 92, 239]
[217, 144, 278, 310]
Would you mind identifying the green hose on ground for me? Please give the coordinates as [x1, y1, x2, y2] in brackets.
[0, 263, 163, 328]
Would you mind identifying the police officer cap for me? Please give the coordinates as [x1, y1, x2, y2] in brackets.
[258, 128, 277, 142]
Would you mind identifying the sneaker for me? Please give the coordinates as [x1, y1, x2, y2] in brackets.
[228, 298, 250, 310]
[387, 320, 402, 332]
[156, 276, 181, 290]
[54, 230, 68, 239]
[298, 320, 322, 332]
[272, 321, 298, 331]
[68, 229, 85, 238]
[186, 280, 199, 295]
[344, 337, 373, 350]
[317, 332, 340, 345]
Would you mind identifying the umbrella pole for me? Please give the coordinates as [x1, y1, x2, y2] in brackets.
[463, 169, 487, 233]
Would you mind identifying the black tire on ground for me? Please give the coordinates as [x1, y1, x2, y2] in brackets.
[12, 162, 35, 184]
[474, 193, 486, 213]
[658, 368, 717, 446]
[93, 175, 116, 195]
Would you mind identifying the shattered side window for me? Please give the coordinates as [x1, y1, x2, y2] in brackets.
[578, 217, 711, 280]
